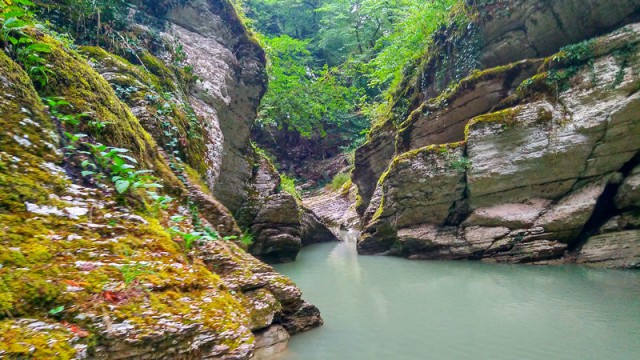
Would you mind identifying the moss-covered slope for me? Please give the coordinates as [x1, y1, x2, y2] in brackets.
[0, 1, 322, 358]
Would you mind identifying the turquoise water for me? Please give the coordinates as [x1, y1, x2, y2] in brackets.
[273, 231, 640, 360]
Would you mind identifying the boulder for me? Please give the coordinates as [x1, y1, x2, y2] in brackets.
[254, 325, 290, 359]
[534, 180, 608, 243]
[238, 152, 338, 263]
[577, 230, 640, 269]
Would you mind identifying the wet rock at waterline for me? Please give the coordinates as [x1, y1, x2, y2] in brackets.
[236, 151, 339, 263]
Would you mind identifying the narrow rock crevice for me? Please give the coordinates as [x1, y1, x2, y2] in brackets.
[571, 154, 640, 252]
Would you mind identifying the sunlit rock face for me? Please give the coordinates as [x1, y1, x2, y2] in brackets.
[355, 0, 640, 268]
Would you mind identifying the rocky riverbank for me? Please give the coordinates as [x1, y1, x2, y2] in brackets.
[351, 0, 640, 268]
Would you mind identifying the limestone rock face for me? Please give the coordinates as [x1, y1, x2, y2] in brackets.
[304, 183, 360, 231]
[82, 0, 337, 264]
[161, 0, 267, 212]
[353, 0, 640, 217]
[237, 152, 338, 263]
[301, 208, 341, 246]
[476, 0, 640, 68]
[355, 2, 640, 268]
[353, 119, 398, 217]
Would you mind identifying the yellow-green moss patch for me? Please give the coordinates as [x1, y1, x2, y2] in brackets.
[464, 107, 523, 139]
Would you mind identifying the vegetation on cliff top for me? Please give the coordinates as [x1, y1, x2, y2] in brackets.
[241, 0, 465, 182]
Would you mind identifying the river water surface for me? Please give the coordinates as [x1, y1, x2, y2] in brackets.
[273, 230, 640, 360]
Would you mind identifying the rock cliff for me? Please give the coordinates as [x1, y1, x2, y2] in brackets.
[0, 0, 325, 358]
[354, 0, 640, 269]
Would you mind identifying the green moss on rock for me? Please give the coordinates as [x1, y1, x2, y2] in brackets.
[0, 37, 262, 357]
[80, 45, 209, 182]
[0, 51, 69, 213]
[0, 319, 78, 359]
[39, 35, 181, 190]
[140, 51, 178, 92]
[464, 107, 523, 139]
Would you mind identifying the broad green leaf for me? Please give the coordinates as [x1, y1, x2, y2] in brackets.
[48, 305, 64, 315]
[115, 179, 130, 194]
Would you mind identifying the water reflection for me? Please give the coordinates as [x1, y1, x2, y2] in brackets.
[273, 231, 640, 360]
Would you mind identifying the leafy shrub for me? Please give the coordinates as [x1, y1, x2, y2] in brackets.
[240, 232, 254, 247]
[279, 174, 301, 200]
[1, 0, 54, 87]
[329, 172, 351, 191]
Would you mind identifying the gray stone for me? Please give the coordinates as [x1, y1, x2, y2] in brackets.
[253, 325, 290, 359]
[577, 230, 640, 269]
[534, 181, 607, 243]
[464, 201, 549, 229]
[615, 166, 640, 209]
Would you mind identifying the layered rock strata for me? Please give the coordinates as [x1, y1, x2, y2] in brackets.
[355, 2, 640, 269]
[354, 0, 640, 217]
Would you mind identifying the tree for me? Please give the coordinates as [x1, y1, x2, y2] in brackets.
[256, 35, 359, 138]
[242, 0, 465, 141]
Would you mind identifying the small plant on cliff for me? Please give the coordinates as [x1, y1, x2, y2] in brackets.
[169, 228, 239, 251]
[117, 254, 154, 287]
[240, 232, 254, 247]
[42, 96, 90, 126]
[168, 226, 212, 251]
[544, 38, 598, 95]
[329, 172, 351, 191]
[148, 191, 174, 217]
[448, 156, 472, 172]
[279, 174, 301, 200]
[169, 216, 238, 252]
[118, 263, 151, 286]
[42, 95, 164, 198]
[87, 144, 163, 194]
[1, 0, 54, 87]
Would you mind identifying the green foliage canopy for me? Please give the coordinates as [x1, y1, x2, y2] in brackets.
[257, 34, 359, 138]
[239, 0, 466, 141]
